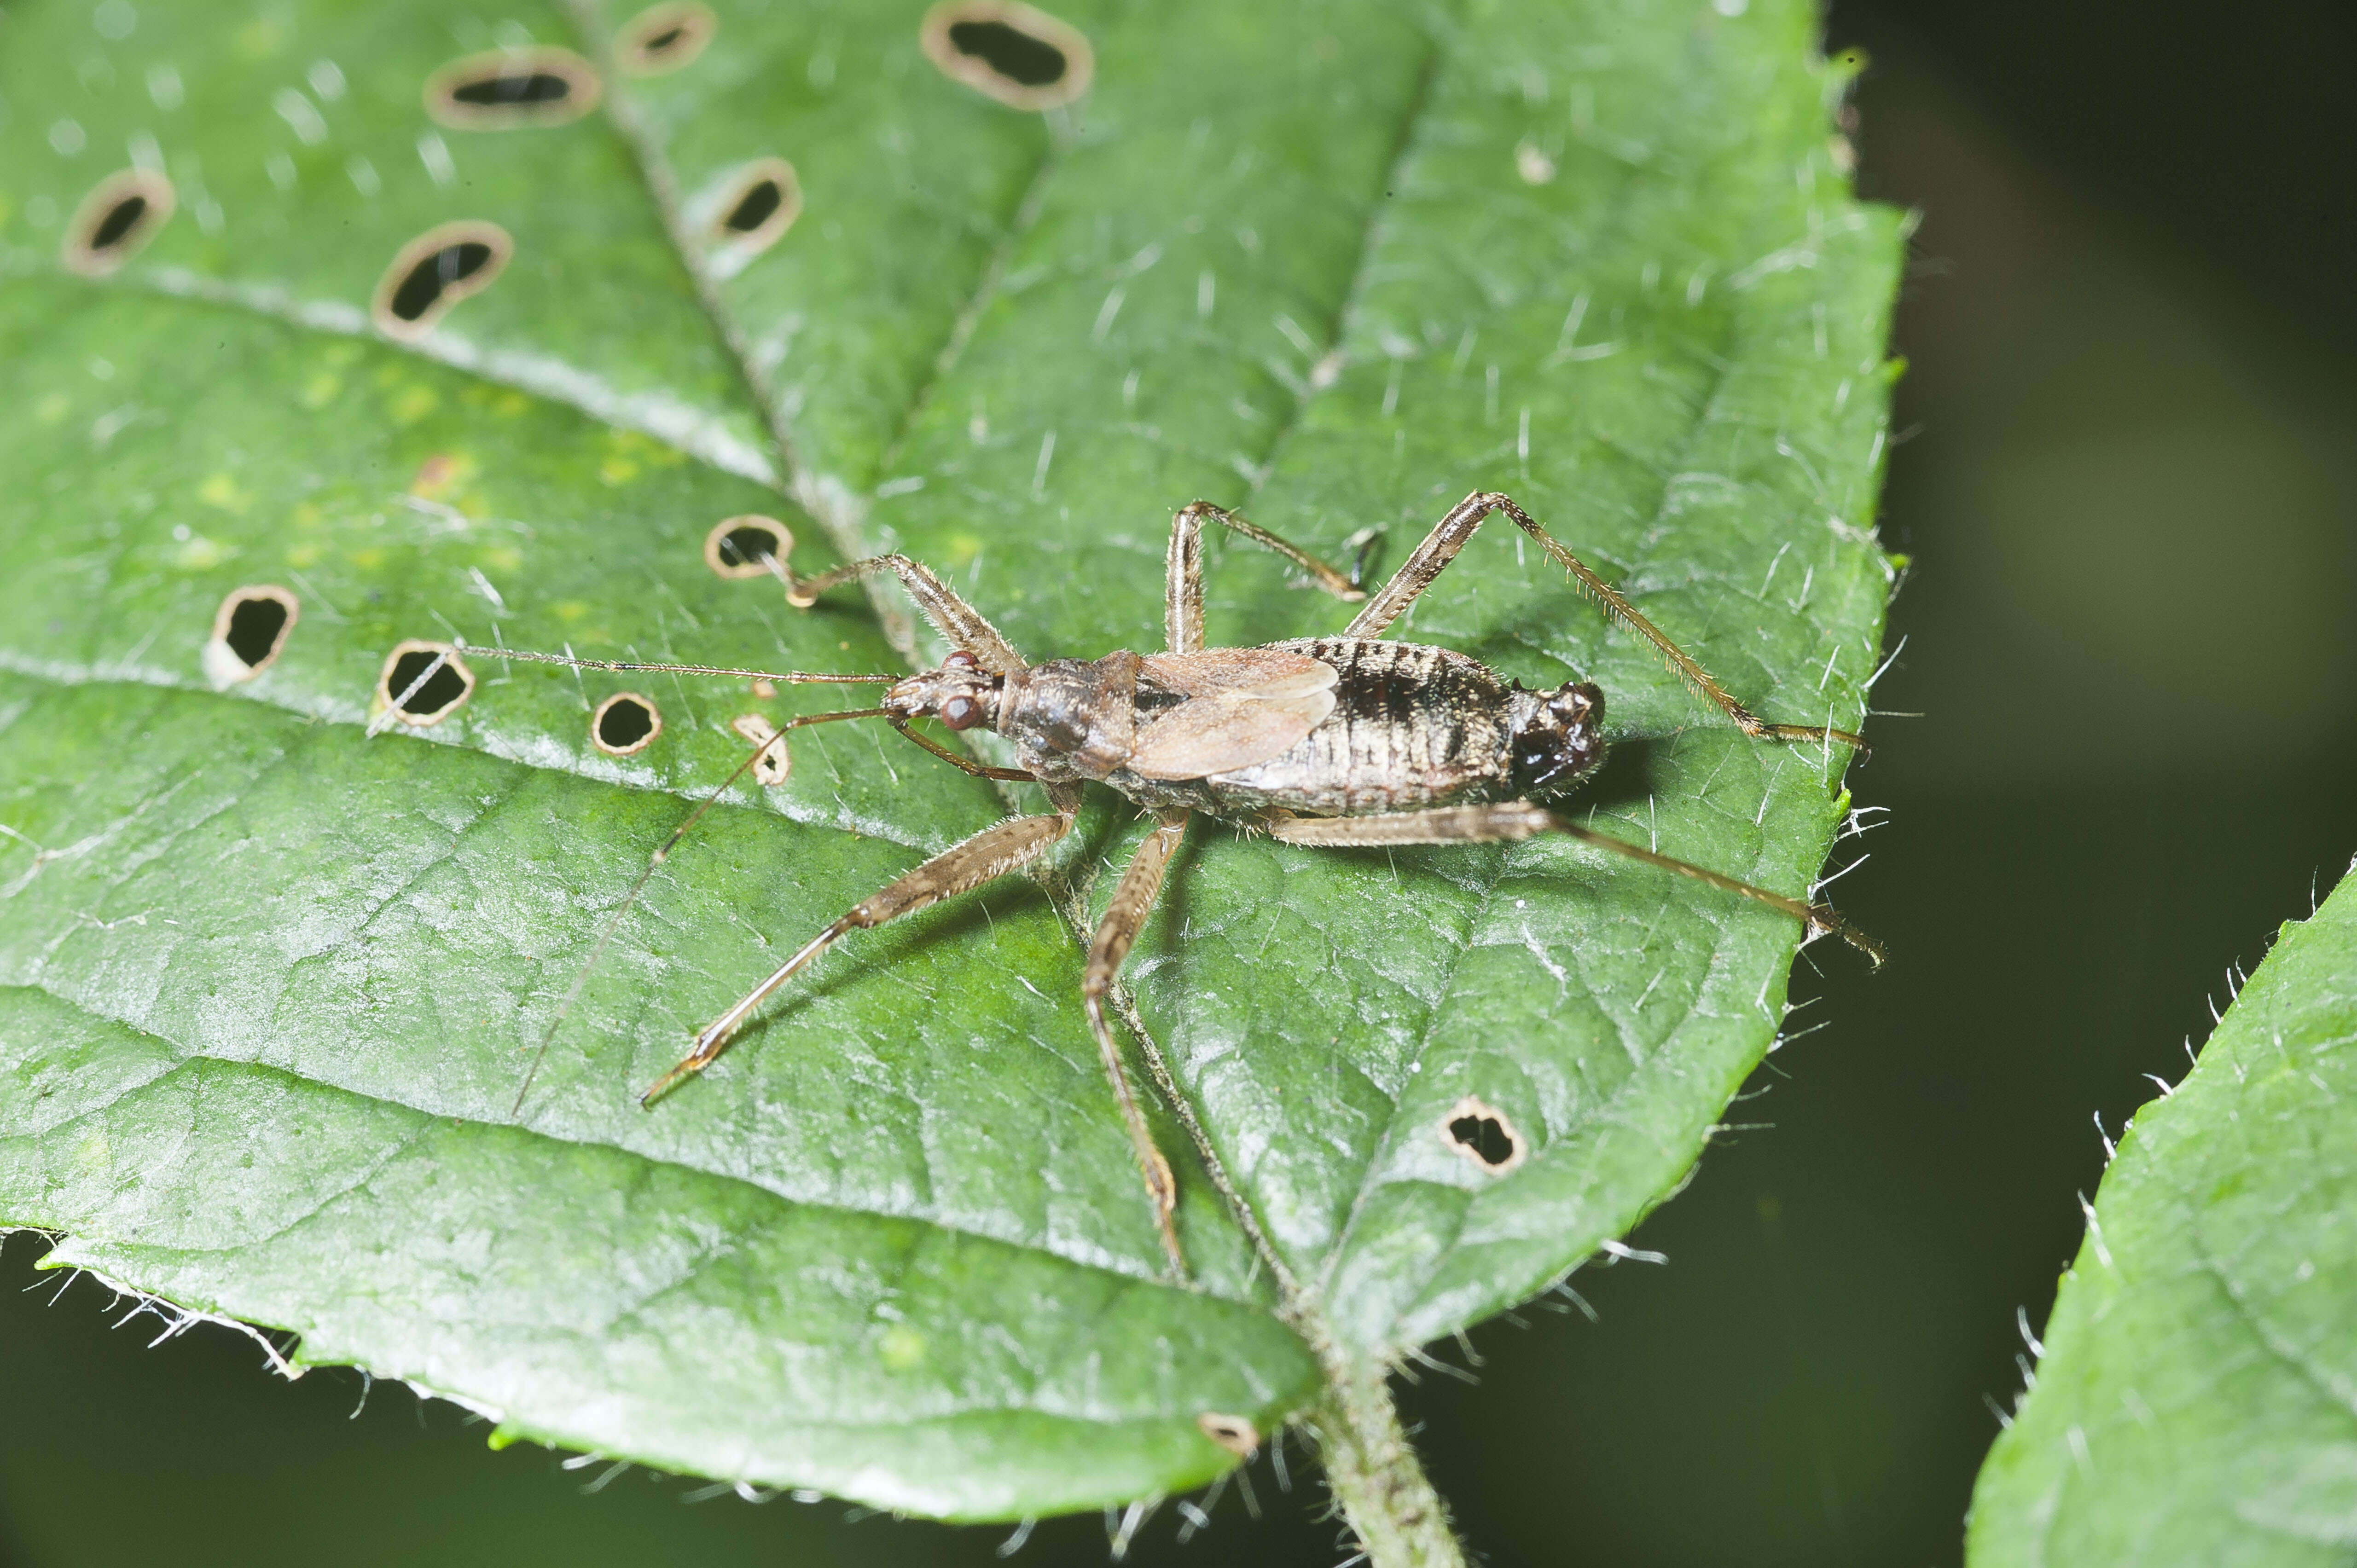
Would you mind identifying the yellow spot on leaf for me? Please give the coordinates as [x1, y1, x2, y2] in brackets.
[599, 453, 639, 486]
[285, 542, 322, 568]
[943, 533, 983, 568]
[197, 473, 250, 513]
[75, 1131, 110, 1169]
[411, 451, 478, 499]
[878, 1327, 926, 1370]
[299, 372, 341, 410]
[35, 392, 71, 427]
[389, 385, 440, 426]
[482, 546, 524, 572]
[235, 16, 285, 57]
[553, 601, 588, 622]
[352, 547, 386, 570]
[491, 389, 532, 417]
[176, 535, 231, 570]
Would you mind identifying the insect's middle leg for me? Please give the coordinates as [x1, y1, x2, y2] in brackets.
[1081, 810, 1193, 1273]
[1344, 490, 1867, 752]
[641, 810, 1075, 1104]
[1266, 803, 1883, 965]
[1165, 500, 1365, 654]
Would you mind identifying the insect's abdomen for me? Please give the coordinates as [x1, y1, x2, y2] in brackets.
[1115, 638, 1516, 816]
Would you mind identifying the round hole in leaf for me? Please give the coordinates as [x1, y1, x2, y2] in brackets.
[376, 640, 476, 725]
[948, 20, 1062, 86]
[61, 168, 176, 277]
[704, 159, 801, 260]
[1440, 1095, 1525, 1175]
[371, 221, 513, 341]
[592, 692, 662, 756]
[919, 1, 1093, 111]
[424, 47, 601, 129]
[618, 1, 717, 75]
[1196, 1412, 1261, 1457]
[203, 584, 299, 685]
[703, 515, 794, 580]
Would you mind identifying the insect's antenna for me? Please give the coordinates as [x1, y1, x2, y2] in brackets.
[509, 704, 893, 1118]
[454, 639, 899, 687]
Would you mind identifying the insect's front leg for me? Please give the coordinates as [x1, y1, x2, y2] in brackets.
[1164, 500, 1364, 654]
[641, 809, 1075, 1104]
[1344, 491, 1868, 753]
[1265, 804, 1883, 965]
[1080, 809, 1193, 1274]
[776, 545, 1030, 677]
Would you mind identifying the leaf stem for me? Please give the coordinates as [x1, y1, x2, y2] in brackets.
[1304, 1334, 1469, 1568]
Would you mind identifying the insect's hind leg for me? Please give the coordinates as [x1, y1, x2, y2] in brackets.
[1343, 491, 1867, 753]
[641, 810, 1075, 1104]
[1165, 500, 1366, 654]
[1081, 810, 1194, 1273]
[1266, 803, 1883, 965]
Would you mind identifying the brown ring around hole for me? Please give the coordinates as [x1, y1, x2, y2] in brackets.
[375, 639, 476, 726]
[424, 46, 602, 130]
[703, 515, 793, 579]
[1196, 1412, 1261, 1458]
[919, 0, 1094, 111]
[591, 691, 663, 756]
[617, 1, 719, 76]
[704, 157, 802, 264]
[61, 167, 177, 277]
[371, 220, 514, 342]
[731, 714, 791, 785]
[203, 584, 299, 686]
[1440, 1094, 1527, 1176]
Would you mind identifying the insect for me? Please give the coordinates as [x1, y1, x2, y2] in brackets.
[482, 490, 1880, 1274]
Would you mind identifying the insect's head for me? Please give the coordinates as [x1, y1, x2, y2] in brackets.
[883, 648, 1005, 731]
[1507, 679, 1607, 795]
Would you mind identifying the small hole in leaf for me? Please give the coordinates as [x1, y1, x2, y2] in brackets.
[704, 159, 801, 260]
[618, 2, 717, 75]
[725, 180, 782, 234]
[732, 714, 791, 785]
[62, 168, 176, 276]
[425, 47, 602, 129]
[203, 584, 298, 685]
[371, 220, 513, 341]
[592, 692, 662, 755]
[920, 1, 1093, 110]
[1196, 1412, 1260, 1457]
[704, 514, 793, 579]
[1441, 1095, 1525, 1175]
[377, 639, 476, 725]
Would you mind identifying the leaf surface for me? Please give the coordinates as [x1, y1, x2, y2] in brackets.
[1969, 867, 2357, 1566]
[0, 0, 1898, 1518]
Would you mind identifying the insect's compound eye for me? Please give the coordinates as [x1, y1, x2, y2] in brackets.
[944, 649, 979, 670]
[940, 694, 984, 730]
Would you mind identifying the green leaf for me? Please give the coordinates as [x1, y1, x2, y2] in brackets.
[0, 0, 1898, 1528]
[1968, 865, 2357, 1565]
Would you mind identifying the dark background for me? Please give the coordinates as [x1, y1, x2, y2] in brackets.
[5, 2, 2353, 1563]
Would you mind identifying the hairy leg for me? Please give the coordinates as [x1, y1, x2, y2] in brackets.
[1344, 490, 1867, 752]
[1165, 499, 1366, 654]
[1266, 802, 1882, 964]
[1081, 811, 1194, 1272]
[780, 550, 1030, 677]
[642, 810, 1076, 1103]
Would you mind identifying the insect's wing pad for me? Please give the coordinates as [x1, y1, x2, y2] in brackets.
[1138, 648, 1339, 700]
[1126, 690, 1337, 781]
